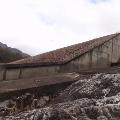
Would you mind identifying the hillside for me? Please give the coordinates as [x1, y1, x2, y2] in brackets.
[0, 42, 30, 63]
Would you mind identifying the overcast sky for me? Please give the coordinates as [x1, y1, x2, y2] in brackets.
[0, 0, 120, 55]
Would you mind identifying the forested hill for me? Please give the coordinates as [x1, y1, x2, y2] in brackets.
[0, 42, 30, 63]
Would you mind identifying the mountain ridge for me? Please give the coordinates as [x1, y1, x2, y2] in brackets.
[0, 42, 30, 63]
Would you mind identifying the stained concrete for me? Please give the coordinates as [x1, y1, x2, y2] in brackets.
[0, 73, 80, 101]
[60, 35, 120, 73]
[6, 69, 20, 80]
[1, 34, 120, 81]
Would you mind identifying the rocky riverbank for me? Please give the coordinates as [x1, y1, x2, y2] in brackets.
[1, 73, 120, 120]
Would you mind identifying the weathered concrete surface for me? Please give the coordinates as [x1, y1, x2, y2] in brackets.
[0, 69, 5, 81]
[6, 69, 20, 80]
[60, 35, 120, 72]
[0, 65, 60, 81]
[78, 66, 120, 74]
[0, 73, 81, 100]
[1, 34, 120, 81]
[2, 66, 120, 99]
[21, 66, 59, 79]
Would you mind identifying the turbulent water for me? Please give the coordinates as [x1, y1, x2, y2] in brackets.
[2, 73, 120, 120]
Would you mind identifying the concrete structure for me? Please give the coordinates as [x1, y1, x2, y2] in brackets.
[1, 33, 120, 81]
[0, 73, 80, 100]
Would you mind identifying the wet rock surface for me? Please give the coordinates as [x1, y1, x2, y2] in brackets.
[2, 73, 120, 119]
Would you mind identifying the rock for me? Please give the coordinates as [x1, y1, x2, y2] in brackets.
[3, 73, 120, 119]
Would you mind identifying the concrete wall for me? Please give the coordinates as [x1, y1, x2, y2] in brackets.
[0, 67, 5, 81]
[1, 34, 120, 80]
[60, 34, 120, 72]
[21, 66, 60, 79]
[1, 65, 60, 80]
[6, 69, 21, 80]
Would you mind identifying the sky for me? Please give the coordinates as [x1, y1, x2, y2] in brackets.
[0, 0, 120, 55]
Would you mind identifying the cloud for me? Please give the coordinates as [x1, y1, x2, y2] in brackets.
[0, 0, 120, 55]
[89, 0, 110, 4]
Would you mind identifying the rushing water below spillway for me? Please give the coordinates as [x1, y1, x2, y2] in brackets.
[2, 73, 120, 120]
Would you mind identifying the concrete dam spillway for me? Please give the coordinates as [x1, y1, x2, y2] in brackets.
[1, 33, 120, 119]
